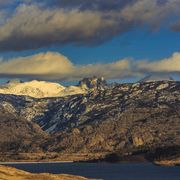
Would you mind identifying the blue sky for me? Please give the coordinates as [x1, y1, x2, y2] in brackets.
[1, 28, 179, 64]
[57, 28, 180, 64]
[0, 0, 179, 84]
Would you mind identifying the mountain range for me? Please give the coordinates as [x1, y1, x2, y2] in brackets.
[0, 76, 179, 164]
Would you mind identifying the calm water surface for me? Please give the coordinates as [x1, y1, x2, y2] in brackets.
[1, 162, 180, 180]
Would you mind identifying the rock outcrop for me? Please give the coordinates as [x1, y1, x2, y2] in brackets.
[79, 76, 107, 90]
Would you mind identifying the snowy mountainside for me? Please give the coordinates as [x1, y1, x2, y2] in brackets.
[0, 80, 86, 98]
[139, 75, 174, 82]
[0, 79, 179, 134]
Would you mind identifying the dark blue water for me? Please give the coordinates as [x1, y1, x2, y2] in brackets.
[1, 162, 180, 180]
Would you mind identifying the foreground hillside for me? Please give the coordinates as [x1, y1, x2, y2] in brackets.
[0, 78, 179, 163]
[0, 106, 47, 153]
[0, 165, 87, 180]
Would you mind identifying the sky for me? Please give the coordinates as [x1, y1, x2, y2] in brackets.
[0, 0, 179, 84]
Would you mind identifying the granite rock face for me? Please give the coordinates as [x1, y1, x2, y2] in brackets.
[79, 76, 107, 90]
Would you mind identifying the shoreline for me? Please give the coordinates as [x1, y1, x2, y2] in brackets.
[1, 160, 179, 167]
[0, 161, 74, 164]
[0, 152, 179, 166]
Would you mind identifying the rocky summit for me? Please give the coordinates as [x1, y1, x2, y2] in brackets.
[0, 77, 179, 163]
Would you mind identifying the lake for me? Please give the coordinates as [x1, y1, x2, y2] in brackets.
[1, 162, 180, 180]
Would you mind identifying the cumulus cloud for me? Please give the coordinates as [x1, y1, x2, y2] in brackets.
[0, 0, 179, 51]
[137, 52, 180, 73]
[74, 60, 133, 80]
[0, 51, 134, 80]
[120, 0, 180, 28]
[0, 51, 179, 81]
[0, 5, 124, 51]
[0, 0, 12, 6]
[0, 52, 74, 75]
[171, 21, 180, 32]
[49, 0, 134, 11]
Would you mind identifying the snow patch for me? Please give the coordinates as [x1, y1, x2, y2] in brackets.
[156, 83, 169, 90]
[139, 75, 174, 82]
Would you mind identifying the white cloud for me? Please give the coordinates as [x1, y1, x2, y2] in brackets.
[121, 0, 180, 28]
[0, 0, 12, 6]
[0, 52, 74, 74]
[0, 51, 133, 80]
[0, 0, 179, 51]
[0, 5, 121, 50]
[0, 51, 179, 81]
[137, 52, 180, 73]
[171, 21, 180, 32]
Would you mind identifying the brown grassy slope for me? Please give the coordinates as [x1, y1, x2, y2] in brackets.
[0, 108, 48, 153]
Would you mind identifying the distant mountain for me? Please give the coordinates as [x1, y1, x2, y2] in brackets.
[0, 77, 107, 98]
[139, 74, 174, 82]
[0, 80, 86, 98]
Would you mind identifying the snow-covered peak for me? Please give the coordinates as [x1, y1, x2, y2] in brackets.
[139, 75, 174, 83]
[0, 80, 86, 98]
